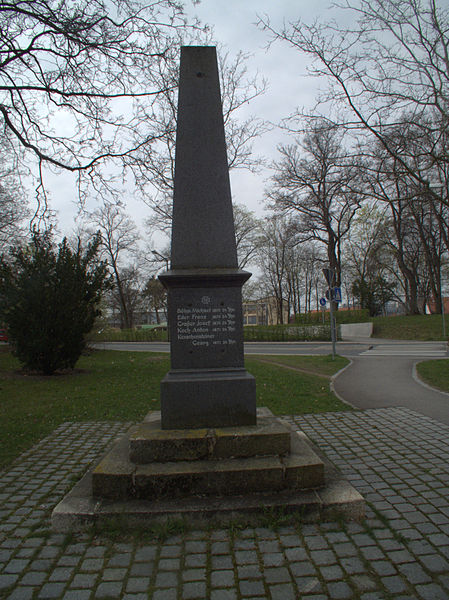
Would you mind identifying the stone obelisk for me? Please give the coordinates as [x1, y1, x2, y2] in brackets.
[159, 46, 257, 429]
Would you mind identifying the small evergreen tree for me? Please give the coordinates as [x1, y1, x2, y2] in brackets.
[0, 231, 110, 374]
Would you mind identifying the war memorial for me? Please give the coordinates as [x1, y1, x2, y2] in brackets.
[52, 47, 364, 530]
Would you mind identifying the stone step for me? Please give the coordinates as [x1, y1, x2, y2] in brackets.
[92, 428, 325, 501]
[53, 439, 364, 532]
[129, 415, 291, 463]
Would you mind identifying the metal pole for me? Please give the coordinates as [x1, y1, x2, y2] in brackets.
[329, 291, 336, 360]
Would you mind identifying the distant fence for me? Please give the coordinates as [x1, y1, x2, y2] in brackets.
[89, 324, 333, 343]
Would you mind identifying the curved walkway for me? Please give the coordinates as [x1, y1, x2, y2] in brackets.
[334, 340, 449, 425]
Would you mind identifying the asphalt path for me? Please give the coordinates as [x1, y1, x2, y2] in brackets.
[332, 340, 449, 425]
[93, 341, 371, 356]
[93, 339, 449, 425]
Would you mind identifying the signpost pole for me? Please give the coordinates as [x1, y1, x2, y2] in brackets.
[329, 291, 336, 360]
[323, 268, 337, 360]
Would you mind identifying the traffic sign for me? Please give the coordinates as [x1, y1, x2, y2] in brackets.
[319, 297, 326, 307]
[322, 268, 335, 286]
[333, 287, 342, 303]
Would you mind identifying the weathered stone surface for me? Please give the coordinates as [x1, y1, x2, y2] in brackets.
[91, 412, 326, 501]
[91, 434, 134, 500]
[129, 415, 290, 463]
[51, 413, 364, 531]
[134, 456, 285, 498]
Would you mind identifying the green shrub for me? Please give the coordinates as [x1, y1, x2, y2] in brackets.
[0, 231, 110, 374]
[243, 324, 331, 341]
[294, 309, 370, 325]
[88, 327, 168, 342]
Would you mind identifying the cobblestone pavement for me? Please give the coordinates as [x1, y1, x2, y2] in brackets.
[2, 407, 449, 599]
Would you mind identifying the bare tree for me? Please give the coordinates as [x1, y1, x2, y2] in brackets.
[143, 276, 167, 324]
[139, 50, 268, 234]
[267, 120, 363, 298]
[86, 202, 140, 329]
[0, 0, 204, 218]
[256, 215, 297, 324]
[0, 135, 29, 250]
[344, 204, 397, 315]
[233, 204, 262, 270]
[259, 0, 449, 207]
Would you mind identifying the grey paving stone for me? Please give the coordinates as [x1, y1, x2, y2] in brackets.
[155, 571, 178, 588]
[289, 561, 317, 577]
[262, 552, 284, 567]
[326, 581, 353, 599]
[263, 567, 291, 584]
[295, 577, 324, 600]
[239, 579, 266, 596]
[234, 550, 258, 564]
[157, 557, 180, 570]
[0, 573, 19, 591]
[237, 564, 263, 579]
[183, 568, 207, 582]
[285, 547, 308, 561]
[182, 581, 207, 599]
[2, 560, 30, 575]
[211, 570, 235, 587]
[70, 573, 98, 588]
[368, 560, 397, 576]
[80, 557, 104, 572]
[20, 571, 47, 586]
[134, 546, 157, 561]
[279, 534, 302, 548]
[309, 549, 337, 565]
[419, 554, 449, 573]
[107, 553, 132, 567]
[125, 577, 150, 593]
[211, 541, 231, 554]
[48, 567, 74, 582]
[415, 583, 449, 600]
[211, 555, 234, 570]
[349, 574, 377, 592]
[95, 581, 124, 598]
[269, 582, 297, 600]
[129, 562, 153, 577]
[38, 582, 66, 598]
[319, 564, 344, 581]
[210, 590, 237, 600]
[6, 587, 35, 600]
[185, 553, 207, 568]
[380, 575, 407, 594]
[185, 541, 207, 553]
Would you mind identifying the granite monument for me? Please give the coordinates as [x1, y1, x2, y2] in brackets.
[159, 46, 256, 429]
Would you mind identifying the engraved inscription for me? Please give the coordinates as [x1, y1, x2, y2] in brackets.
[176, 304, 237, 348]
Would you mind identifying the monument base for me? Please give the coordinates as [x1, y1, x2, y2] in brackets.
[160, 368, 256, 429]
[51, 408, 365, 531]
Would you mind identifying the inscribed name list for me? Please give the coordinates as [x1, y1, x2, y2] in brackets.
[168, 288, 244, 370]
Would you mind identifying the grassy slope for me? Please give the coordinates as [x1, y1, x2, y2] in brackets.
[416, 359, 449, 393]
[372, 314, 447, 340]
[0, 350, 350, 468]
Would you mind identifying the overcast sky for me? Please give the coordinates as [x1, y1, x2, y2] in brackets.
[50, 0, 338, 246]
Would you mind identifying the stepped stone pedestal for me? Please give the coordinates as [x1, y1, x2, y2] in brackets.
[52, 408, 364, 531]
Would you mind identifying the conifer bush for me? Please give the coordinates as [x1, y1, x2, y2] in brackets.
[0, 231, 110, 374]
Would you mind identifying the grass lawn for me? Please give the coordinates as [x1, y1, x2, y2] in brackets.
[416, 359, 449, 393]
[372, 314, 447, 340]
[0, 349, 350, 469]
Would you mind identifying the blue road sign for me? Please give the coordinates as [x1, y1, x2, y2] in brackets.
[319, 297, 326, 307]
[333, 287, 342, 303]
